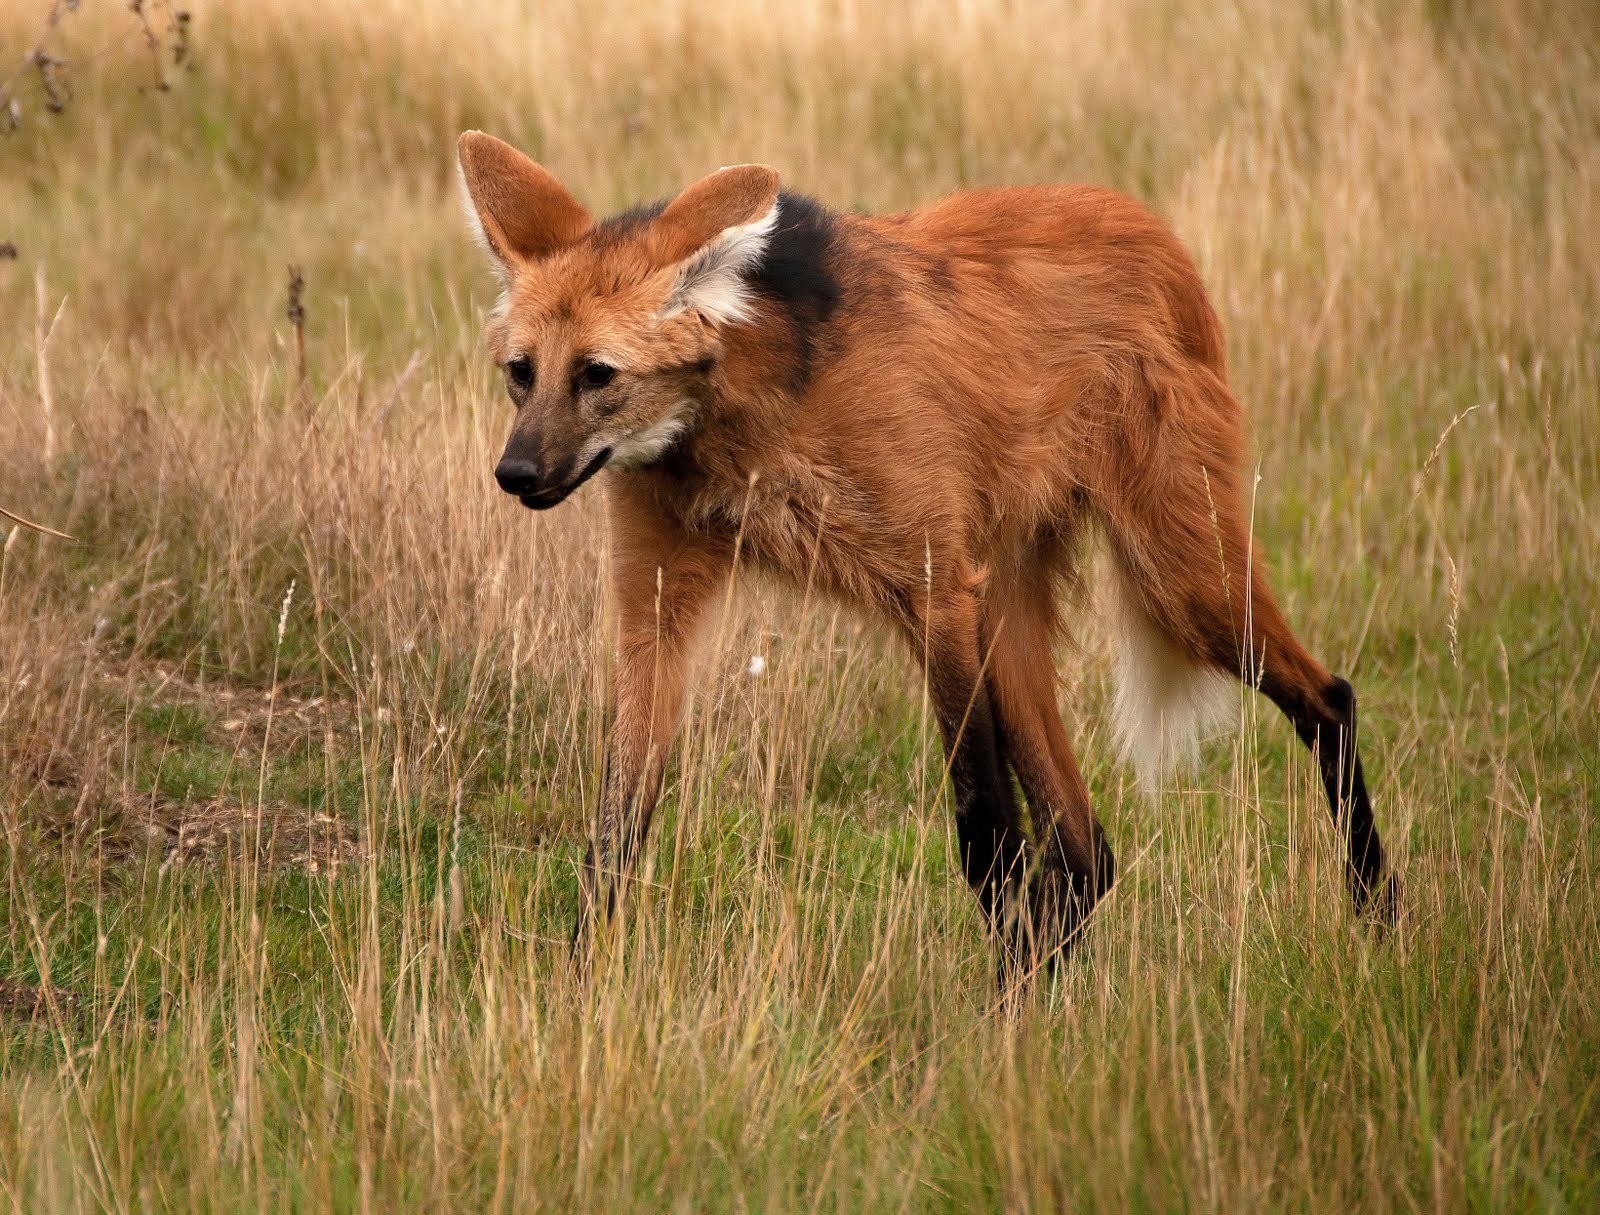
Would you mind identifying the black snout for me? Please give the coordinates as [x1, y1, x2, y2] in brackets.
[494, 456, 543, 498]
[494, 446, 613, 511]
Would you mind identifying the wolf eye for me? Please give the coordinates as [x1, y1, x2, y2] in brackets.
[578, 361, 617, 391]
[505, 356, 534, 391]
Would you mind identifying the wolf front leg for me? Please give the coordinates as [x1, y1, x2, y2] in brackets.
[899, 566, 1033, 981]
[573, 493, 732, 958]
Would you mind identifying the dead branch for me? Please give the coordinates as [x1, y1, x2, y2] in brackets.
[286, 265, 308, 403]
[0, 505, 77, 542]
[0, 1, 78, 132]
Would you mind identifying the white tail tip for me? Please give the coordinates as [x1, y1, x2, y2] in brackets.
[1107, 564, 1235, 792]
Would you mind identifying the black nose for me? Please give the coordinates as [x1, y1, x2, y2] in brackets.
[494, 457, 542, 497]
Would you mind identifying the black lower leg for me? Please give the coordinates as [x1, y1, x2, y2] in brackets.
[950, 734, 1028, 933]
[987, 705, 1114, 958]
[571, 768, 655, 959]
[1275, 675, 1393, 918]
[571, 830, 648, 963]
[572, 842, 601, 958]
[939, 702, 1030, 971]
[1029, 815, 1115, 965]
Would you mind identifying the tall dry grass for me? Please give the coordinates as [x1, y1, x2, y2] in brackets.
[0, 0, 1597, 1209]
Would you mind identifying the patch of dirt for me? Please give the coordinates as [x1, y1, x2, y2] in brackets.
[9, 657, 376, 874]
[2, 733, 83, 792]
[58, 789, 364, 877]
[9, 730, 362, 877]
[103, 658, 361, 757]
[150, 795, 363, 875]
[0, 977, 91, 1028]
[0, 976, 156, 1033]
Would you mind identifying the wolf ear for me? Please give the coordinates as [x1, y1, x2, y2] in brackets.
[457, 132, 592, 276]
[655, 164, 781, 325]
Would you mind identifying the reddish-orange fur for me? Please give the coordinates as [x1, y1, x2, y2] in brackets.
[457, 132, 1396, 974]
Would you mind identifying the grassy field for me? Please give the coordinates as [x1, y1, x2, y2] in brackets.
[1, 0, 1597, 1209]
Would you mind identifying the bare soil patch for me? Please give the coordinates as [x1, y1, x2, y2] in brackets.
[6, 660, 364, 875]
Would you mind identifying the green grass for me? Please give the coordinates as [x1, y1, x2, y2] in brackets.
[0, 603, 1592, 1209]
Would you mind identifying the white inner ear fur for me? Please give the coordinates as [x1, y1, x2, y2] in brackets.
[456, 154, 510, 284]
[660, 201, 780, 326]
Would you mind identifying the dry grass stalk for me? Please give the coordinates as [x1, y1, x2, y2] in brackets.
[32, 263, 63, 466]
[0, 505, 74, 542]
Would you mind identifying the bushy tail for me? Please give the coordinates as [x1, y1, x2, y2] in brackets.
[1104, 556, 1234, 792]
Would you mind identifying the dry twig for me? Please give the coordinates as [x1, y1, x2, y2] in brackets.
[2, 1, 193, 130]
[286, 265, 309, 403]
[0, 505, 76, 542]
[0, 1, 79, 131]
[129, 0, 192, 92]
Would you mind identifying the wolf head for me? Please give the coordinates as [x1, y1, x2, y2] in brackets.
[457, 132, 779, 508]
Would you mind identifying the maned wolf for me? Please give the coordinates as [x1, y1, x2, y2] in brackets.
[456, 131, 1397, 975]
